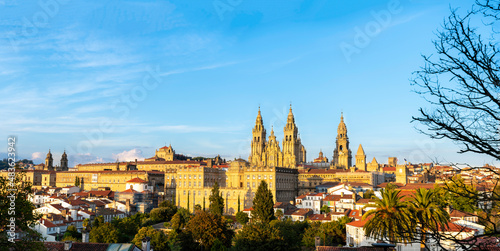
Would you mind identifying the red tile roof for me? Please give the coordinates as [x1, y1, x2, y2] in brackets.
[120, 188, 138, 194]
[40, 219, 57, 228]
[309, 213, 331, 221]
[346, 219, 368, 227]
[356, 198, 372, 204]
[126, 177, 147, 183]
[292, 209, 312, 216]
[382, 167, 396, 172]
[439, 222, 476, 233]
[450, 209, 477, 218]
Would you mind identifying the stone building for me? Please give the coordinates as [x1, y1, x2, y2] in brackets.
[174, 159, 298, 215]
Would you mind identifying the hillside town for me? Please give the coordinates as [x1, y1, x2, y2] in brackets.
[2, 110, 499, 250]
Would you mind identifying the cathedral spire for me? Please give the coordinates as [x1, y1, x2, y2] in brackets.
[256, 106, 263, 125]
[287, 104, 295, 123]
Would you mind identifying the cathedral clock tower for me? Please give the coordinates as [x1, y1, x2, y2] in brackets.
[283, 105, 300, 168]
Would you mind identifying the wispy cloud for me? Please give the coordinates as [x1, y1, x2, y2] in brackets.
[159, 61, 241, 77]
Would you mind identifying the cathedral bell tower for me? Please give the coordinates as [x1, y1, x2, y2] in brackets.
[249, 107, 266, 167]
[45, 150, 54, 171]
[60, 150, 68, 171]
[283, 105, 300, 168]
[333, 113, 352, 169]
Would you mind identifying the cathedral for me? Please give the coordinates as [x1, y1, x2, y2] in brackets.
[248, 106, 306, 168]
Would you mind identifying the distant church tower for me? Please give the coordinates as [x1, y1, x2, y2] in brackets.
[283, 105, 300, 168]
[249, 107, 266, 167]
[45, 150, 53, 171]
[60, 151, 68, 171]
[396, 165, 408, 185]
[333, 113, 352, 169]
[355, 144, 366, 171]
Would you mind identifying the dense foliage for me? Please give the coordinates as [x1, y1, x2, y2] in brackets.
[185, 210, 234, 250]
[209, 182, 224, 216]
[251, 180, 275, 223]
[0, 171, 45, 250]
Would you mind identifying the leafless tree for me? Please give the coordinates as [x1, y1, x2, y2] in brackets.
[412, 0, 500, 249]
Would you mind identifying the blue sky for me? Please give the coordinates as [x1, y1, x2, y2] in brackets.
[0, 0, 495, 167]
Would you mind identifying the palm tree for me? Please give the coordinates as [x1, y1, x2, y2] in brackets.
[409, 188, 449, 249]
[362, 187, 414, 244]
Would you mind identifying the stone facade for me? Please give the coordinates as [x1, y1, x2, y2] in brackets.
[248, 106, 306, 168]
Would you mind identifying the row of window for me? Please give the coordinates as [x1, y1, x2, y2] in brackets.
[181, 190, 247, 198]
[247, 175, 273, 180]
[246, 182, 273, 189]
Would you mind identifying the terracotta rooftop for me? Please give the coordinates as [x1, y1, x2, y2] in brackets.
[439, 222, 476, 233]
[126, 177, 147, 183]
[346, 219, 368, 227]
[120, 188, 138, 194]
[356, 198, 372, 204]
[40, 219, 57, 228]
[292, 209, 312, 216]
[450, 209, 477, 218]
[309, 213, 331, 221]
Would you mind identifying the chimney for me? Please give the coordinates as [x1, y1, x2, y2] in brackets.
[82, 229, 90, 243]
[142, 236, 151, 251]
[126, 199, 131, 214]
[64, 241, 72, 250]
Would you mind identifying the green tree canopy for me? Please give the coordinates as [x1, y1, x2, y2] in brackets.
[236, 211, 249, 225]
[62, 225, 80, 241]
[150, 206, 177, 223]
[443, 175, 479, 213]
[209, 182, 224, 216]
[252, 180, 275, 223]
[320, 205, 330, 214]
[302, 217, 351, 248]
[271, 219, 309, 250]
[362, 187, 414, 244]
[363, 189, 375, 199]
[186, 210, 234, 250]
[170, 208, 191, 232]
[132, 226, 169, 251]
[408, 188, 450, 248]
[233, 222, 285, 251]
[90, 222, 119, 243]
[0, 171, 44, 250]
